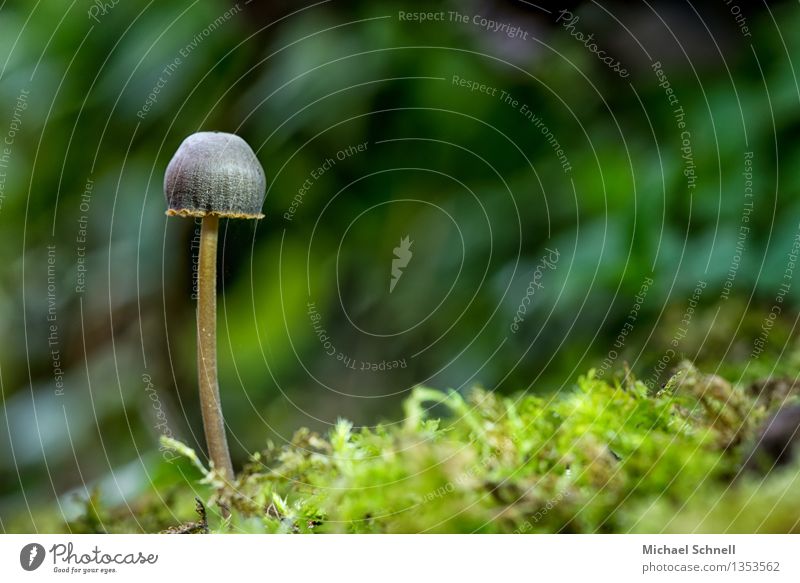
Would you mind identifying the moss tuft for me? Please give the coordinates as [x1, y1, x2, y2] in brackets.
[127, 362, 799, 533]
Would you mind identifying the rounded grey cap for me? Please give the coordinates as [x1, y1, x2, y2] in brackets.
[164, 131, 266, 219]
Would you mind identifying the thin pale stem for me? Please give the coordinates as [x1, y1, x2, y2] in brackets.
[197, 215, 234, 481]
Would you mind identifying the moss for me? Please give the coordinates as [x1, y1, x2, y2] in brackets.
[72, 362, 800, 533]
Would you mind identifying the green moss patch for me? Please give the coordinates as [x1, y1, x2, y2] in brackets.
[121, 362, 800, 534]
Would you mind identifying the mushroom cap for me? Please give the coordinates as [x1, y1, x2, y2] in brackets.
[164, 131, 266, 219]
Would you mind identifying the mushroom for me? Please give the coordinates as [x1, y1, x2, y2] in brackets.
[164, 131, 266, 481]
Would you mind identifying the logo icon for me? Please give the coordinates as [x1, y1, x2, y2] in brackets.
[389, 236, 413, 293]
[20, 543, 45, 571]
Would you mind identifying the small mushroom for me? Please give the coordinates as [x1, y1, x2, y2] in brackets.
[164, 131, 266, 480]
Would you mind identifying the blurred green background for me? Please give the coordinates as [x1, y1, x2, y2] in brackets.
[2, 0, 800, 531]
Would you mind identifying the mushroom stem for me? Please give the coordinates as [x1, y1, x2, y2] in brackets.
[196, 215, 234, 481]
